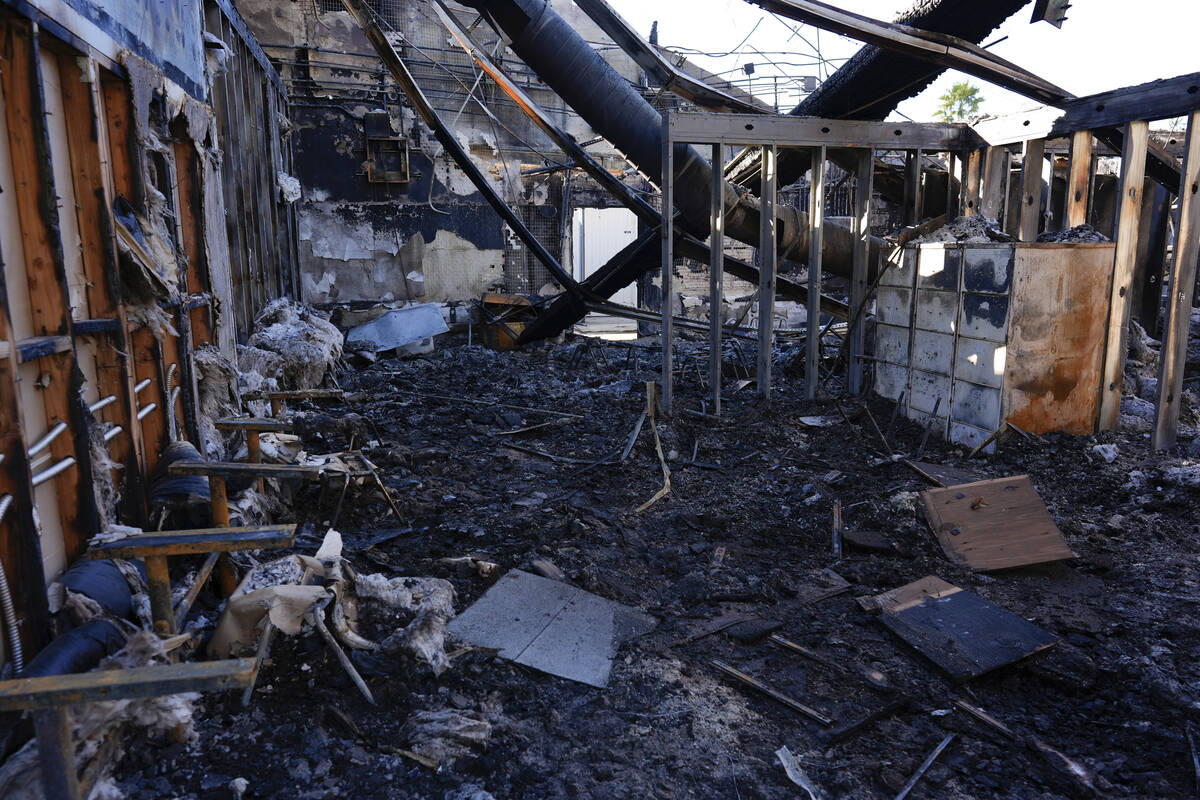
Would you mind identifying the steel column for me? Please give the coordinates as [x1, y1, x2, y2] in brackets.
[758, 145, 777, 398]
[709, 143, 725, 415]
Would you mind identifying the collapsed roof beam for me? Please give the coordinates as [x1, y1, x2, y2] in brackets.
[431, 0, 848, 343]
[746, 0, 1071, 106]
[338, 0, 583, 299]
[430, 0, 659, 227]
[570, 0, 765, 114]
[736, 0, 1181, 193]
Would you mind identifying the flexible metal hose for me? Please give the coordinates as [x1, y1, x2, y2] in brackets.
[0, 494, 23, 675]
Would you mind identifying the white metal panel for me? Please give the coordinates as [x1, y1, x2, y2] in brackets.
[572, 207, 638, 307]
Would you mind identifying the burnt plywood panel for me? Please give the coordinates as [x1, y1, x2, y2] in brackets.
[876, 323, 911, 365]
[909, 370, 951, 417]
[1003, 244, 1115, 435]
[876, 578, 1058, 680]
[949, 421, 996, 449]
[920, 475, 1075, 571]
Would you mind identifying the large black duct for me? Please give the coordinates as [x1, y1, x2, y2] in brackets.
[472, 0, 879, 278]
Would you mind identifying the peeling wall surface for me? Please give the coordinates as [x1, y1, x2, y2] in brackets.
[235, 0, 647, 305]
[49, 0, 207, 97]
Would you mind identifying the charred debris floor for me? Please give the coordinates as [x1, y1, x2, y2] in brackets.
[115, 334, 1200, 799]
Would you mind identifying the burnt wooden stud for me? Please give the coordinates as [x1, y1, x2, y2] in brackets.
[1098, 120, 1150, 429]
[88, 524, 295, 632]
[1153, 111, 1200, 449]
[981, 146, 1010, 221]
[2, 17, 98, 561]
[1065, 130, 1093, 227]
[1018, 138, 1046, 241]
[0, 658, 252, 800]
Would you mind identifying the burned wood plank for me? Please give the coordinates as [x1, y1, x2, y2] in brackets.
[214, 417, 296, 433]
[0, 659, 255, 711]
[828, 695, 910, 743]
[1098, 120, 1149, 429]
[15, 335, 71, 362]
[1065, 130, 1093, 228]
[747, 0, 1070, 106]
[87, 523, 296, 559]
[711, 659, 833, 725]
[919, 475, 1074, 571]
[1152, 110, 1200, 450]
[1018, 138, 1046, 241]
[869, 577, 1058, 680]
[167, 461, 329, 479]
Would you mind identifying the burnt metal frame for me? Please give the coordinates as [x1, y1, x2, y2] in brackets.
[660, 113, 969, 413]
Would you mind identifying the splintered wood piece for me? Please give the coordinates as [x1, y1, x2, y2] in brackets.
[903, 459, 979, 488]
[873, 577, 1058, 681]
[795, 569, 851, 604]
[214, 417, 296, 433]
[920, 475, 1075, 571]
[87, 524, 297, 558]
[828, 695, 910, 743]
[857, 576, 960, 614]
[711, 660, 833, 726]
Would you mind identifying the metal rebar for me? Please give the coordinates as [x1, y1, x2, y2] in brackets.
[134, 378, 152, 394]
[103, 426, 124, 443]
[137, 403, 158, 421]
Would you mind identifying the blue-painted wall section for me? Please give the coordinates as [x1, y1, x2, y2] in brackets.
[62, 0, 206, 98]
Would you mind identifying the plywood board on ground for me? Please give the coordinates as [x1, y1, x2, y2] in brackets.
[869, 576, 1059, 680]
[920, 475, 1074, 571]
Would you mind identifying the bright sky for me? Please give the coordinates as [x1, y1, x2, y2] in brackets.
[603, 0, 1200, 121]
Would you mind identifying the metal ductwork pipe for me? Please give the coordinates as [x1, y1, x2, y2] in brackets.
[472, 0, 881, 279]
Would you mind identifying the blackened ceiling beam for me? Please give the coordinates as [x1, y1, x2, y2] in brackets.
[571, 0, 765, 114]
[339, 0, 583, 298]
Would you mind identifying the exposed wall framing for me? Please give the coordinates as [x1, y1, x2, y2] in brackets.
[0, 0, 292, 670]
[204, 0, 300, 344]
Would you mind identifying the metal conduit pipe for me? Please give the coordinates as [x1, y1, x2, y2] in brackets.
[32, 457, 76, 487]
[0, 494, 22, 675]
[88, 395, 117, 414]
[26, 421, 68, 457]
[469, 0, 883, 278]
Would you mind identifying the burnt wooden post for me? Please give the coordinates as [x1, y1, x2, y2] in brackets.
[1152, 111, 1200, 449]
[1098, 120, 1149, 429]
